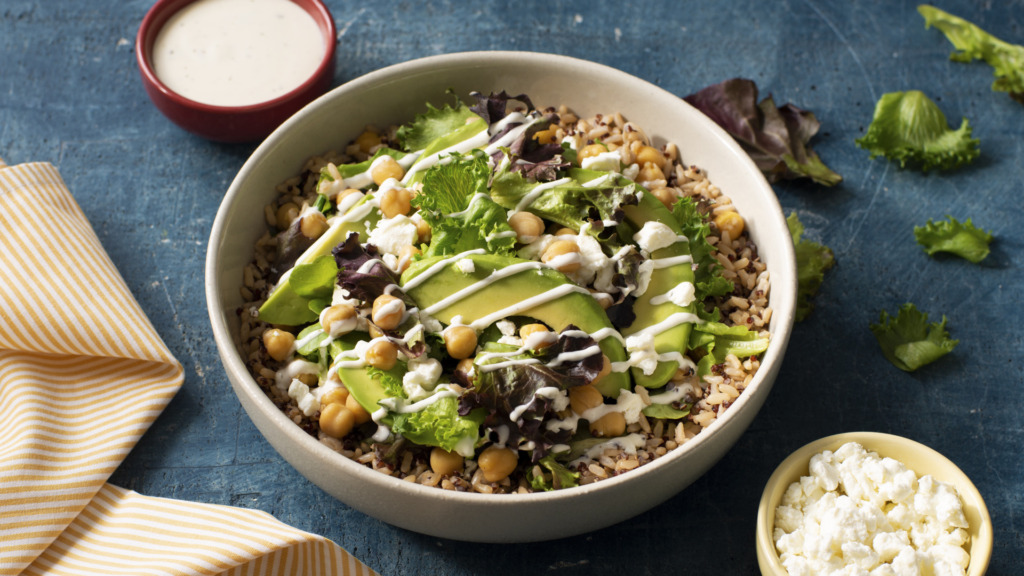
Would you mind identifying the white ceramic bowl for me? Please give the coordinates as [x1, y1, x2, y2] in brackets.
[756, 432, 992, 576]
[206, 51, 797, 542]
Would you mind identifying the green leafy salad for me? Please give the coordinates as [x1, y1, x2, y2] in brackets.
[249, 91, 772, 492]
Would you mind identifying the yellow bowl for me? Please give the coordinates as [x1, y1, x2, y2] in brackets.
[756, 432, 992, 576]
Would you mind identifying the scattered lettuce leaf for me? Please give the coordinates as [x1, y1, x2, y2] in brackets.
[642, 402, 691, 420]
[527, 455, 580, 491]
[855, 90, 980, 171]
[870, 303, 958, 372]
[914, 216, 993, 263]
[920, 5, 1024, 103]
[469, 90, 536, 125]
[367, 363, 408, 399]
[683, 78, 842, 186]
[396, 95, 479, 152]
[413, 152, 517, 257]
[671, 197, 734, 302]
[391, 395, 486, 454]
[788, 212, 836, 322]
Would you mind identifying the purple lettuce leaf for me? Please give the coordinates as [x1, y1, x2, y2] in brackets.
[469, 90, 536, 125]
[683, 78, 842, 186]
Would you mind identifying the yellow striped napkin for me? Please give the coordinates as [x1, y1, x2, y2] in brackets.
[0, 159, 376, 576]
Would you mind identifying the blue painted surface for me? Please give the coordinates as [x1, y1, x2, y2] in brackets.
[2, 1, 1022, 574]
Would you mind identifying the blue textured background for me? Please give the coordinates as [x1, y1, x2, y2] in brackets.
[2, 1, 1021, 574]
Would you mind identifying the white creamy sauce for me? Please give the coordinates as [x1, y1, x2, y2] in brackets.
[152, 0, 325, 107]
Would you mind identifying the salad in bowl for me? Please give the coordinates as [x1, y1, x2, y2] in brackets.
[241, 89, 773, 493]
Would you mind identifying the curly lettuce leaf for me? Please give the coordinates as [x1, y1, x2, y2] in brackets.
[855, 90, 979, 171]
[788, 212, 836, 322]
[413, 152, 517, 257]
[367, 363, 408, 399]
[914, 216, 993, 263]
[870, 303, 958, 372]
[469, 90, 536, 125]
[527, 455, 580, 491]
[391, 395, 486, 455]
[683, 78, 842, 186]
[920, 5, 1024, 103]
[396, 96, 479, 152]
[671, 197, 734, 302]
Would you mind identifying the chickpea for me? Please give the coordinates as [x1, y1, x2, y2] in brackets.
[320, 387, 350, 407]
[379, 187, 412, 219]
[577, 143, 607, 163]
[275, 202, 300, 229]
[569, 384, 603, 415]
[430, 447, 465, 476]
[454, 358, 476, 384]
[635, 145, 666, 168]
[355, 130, 381, 154]
[589, 411, 626, 438]
[299, 211, 329, 239]
[371, 294, 406, 331]
[297, 373, 319, 387]
[519, 323, 555, 349]
[714, 210, 745, 240]
[477, 446, 518, 483]
[346, 393, 372, 425]
[638, 163, 666, 184]
[319, 403, 356, 439]
[262, 329, 294, 362]
[397, 244, 421, 273]
[508, 211, 544, 243]
[444, 325, 478, 360]
[320, 304, 357, 336]
[370, 155, 404, 185]
[650, 187, 678, 210]
[553, 227, 576, 237]
[365, 339, 398, 370]
[333, 187, 362, 209]
[592, 354, 612, 386]
[415, 217, 432, 244]
[541, 239, 581, 274]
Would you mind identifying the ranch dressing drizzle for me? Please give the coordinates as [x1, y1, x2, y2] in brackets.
[421, 260, 546, 316]
[401, 129, 492, 184]
[152, 0, 324, 107]
[401, 249, 487, 291]
[469, 284, 592, 332]
[512, 177, 573, 214]
[344, 152, 423, 190]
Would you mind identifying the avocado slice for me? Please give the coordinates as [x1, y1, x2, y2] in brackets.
[258, 194, 380, 326]
[401, 253, 630, 397]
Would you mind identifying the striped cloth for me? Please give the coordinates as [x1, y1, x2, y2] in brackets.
[0, 159, 376, 576]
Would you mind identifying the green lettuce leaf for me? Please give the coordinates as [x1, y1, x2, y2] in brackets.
[920, 5, 1024, 103]
[396, 96, 480, 152]
[788, 212, 835, 322]
[688, 321, 769, 378]
[855, 90, 980, 171]
[914, 216, 993, 263]
[641, 402, 691, 420]
[367, 362, 408, 399]
[870, 303, 958, 372]
[391, 395, 485, 454]
[683, 78, 842, 186]
[527, 455, 580, 491]
[671, 197, 733, 302]
[413, 152, 517, 257]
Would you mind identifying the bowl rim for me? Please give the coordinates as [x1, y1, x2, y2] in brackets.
[135, 0, 337, 113]
[755, 431, 993, 576]
[206, 50, 798, 507]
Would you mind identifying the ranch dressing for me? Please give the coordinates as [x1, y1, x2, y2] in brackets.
[152, 0, 325, 107]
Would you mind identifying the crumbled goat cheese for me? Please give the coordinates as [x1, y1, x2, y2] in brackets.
[402, 355, 443, 401]
[773, 441, 970, 576]
[624, 332, 659, 376]
[455, 258, 475, 274]
[287, 378, 319, 417]
[368, 214, 418, 256]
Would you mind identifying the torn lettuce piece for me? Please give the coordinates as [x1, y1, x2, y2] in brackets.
[855, 90, 980, 171]
[390, 395, 486, 456]
[527, 455, 580, 491]
[683, 78, 842, 186]
[870, 303, 958, 372]
[641, 402, 691, 420]
[920, 5, 1024, 103]
[671, 197, 733, 303]
[396, 94, 481, 152]
[412, 151, 517, 257]
[788, 212, 835, 322]
[914, 216, 993, 263]
[688, 322, 769, 379]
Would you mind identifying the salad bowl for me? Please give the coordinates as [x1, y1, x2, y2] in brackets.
[206, 51, 797, 542]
